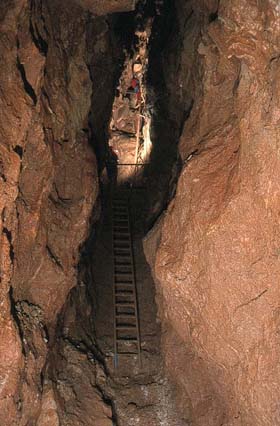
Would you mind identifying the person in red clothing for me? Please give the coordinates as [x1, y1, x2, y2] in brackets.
[129, 76, 141, 105]
[131, 77, 139, 90]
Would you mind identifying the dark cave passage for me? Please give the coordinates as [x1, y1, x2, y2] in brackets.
[90, 187, 180, 425]
[51, 2, 187, 425]
[56, 2, 188, 424]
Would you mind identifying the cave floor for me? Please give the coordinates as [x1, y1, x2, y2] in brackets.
[91, 184, 186, 425]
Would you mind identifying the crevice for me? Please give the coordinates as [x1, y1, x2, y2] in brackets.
[13, 145, 23, 159]
[9, 288, 26, 356]
[183, 149, 199, 164]
[3, 227, 15, 263]
[46, 245, 63, 269]
[209, 11, 218, 22]
[209, 0, 220, 23]
[48, 184, 79, 209]
[0, 159, 6, 182]
[234, 289, 268, 314]
[41, 324, 49, 343]
[180, 98, 194, 135]
[29, 19, 48, 56]
[16, 56, 37, 105]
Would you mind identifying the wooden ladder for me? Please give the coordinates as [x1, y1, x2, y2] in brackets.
[111, 193, 141, 368]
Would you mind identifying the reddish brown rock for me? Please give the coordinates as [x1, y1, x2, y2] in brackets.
[36, 387, 59, 426]
[3, 0, 280, 424]
[50, 343, 113, 426]
[75, 0, 136, 15]
[145, 1, 280, 425]
[0, 0, 118, 424]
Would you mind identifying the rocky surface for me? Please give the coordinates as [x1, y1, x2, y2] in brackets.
[145, 0, 280, 425]
[90, 187, 187, 426]
[0, 0, 122, 424]
[2, 0, 280, 424]
[76, 0, 136, 16]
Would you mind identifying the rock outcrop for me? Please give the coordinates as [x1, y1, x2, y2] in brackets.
[145, 0, 280, 425]
[76, 0, 136, 16]
[0, 0, 121, 424]
[2, 0, 280, 424]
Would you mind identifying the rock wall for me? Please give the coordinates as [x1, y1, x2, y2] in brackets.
[76, 0, 136, 16]
[0, 0, 124, 424]
[145, 0, 280, 425]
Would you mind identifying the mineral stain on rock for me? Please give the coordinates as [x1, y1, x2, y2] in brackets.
[1, 0, 280, 425]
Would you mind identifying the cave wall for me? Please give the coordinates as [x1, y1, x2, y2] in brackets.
[76, 0, 136, 16]
[0, 0, 125, 424]
[145, 0, 280, 425]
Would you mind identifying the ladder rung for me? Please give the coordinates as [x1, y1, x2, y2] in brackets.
[114, 241, 130, 245]
[116, 310, 135, 316]
[115, 265, 132, 270]
[115, 282, 134, 286]
[116, 312, 136, 320]
[115, 293, 134, 298]
[116, 301, 135, 306]
[113, 231, 129, 235]
[116, 318, 136, 324]
[114, 256, 131, 260]
[115, 287, 134, 292]
[112, 192, 141, 367]
[115, 286, 134, 291]
[116, 293, 134, 299]
[116, 324, 137, 330]
[115, 302, 135, 307]
[116, 337, 138, 341]
[115, 262, 132, 266]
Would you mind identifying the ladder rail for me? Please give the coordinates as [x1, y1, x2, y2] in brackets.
[112, 193, 141, 368]
[111, 198, 118, 368]
[127, 201, 142, 368]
